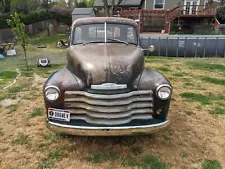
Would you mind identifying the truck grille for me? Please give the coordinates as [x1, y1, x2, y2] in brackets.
[64, 90, 154, 125]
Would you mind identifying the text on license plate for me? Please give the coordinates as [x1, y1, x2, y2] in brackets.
[48, 108, 70, 122]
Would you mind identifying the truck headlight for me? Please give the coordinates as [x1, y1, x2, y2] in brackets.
[44, 86, 60, 101]
[156, 84, 172, 100]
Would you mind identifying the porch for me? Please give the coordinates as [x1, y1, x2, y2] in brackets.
[118, 5, 218, 34]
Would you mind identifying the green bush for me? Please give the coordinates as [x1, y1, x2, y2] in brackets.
[0, 10, 52, 29]
[0, 13, 10, 29]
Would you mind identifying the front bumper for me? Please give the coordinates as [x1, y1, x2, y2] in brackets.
[46, 120, 170, 136]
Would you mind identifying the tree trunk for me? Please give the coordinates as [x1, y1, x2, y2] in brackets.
[74, 0, 77, 7]
[103, 0, 109, 17]
[24, 49, 28, 70]
[102, 0, 124, 17]
[110, 0, 115, 16]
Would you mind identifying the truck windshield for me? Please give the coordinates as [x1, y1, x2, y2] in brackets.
[73, 23, 138, 45]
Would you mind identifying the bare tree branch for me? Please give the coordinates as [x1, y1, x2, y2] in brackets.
[114, 0, 124, 15]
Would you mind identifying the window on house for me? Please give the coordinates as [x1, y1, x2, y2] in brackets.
[129, 7, 138, 10]
[192, 2, 197, 14]
[154, 0, 165, 9]
[116, 7, 122, 11]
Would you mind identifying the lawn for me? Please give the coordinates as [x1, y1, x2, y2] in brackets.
[0, 35, 225, 169]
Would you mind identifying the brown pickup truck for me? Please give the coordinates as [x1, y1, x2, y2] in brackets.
[43, 17, 172, 136]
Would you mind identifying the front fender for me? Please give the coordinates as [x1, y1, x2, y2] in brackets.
[43, 68, 84, 111]
[136, 68, 172, 120]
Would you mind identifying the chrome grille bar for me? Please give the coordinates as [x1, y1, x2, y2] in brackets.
[69, 108, 153, 119]
[65, 96, 153, 106]
[70, 114, 153, 125]
[64, 90, 154, 125]
[65, 90, 153, 99]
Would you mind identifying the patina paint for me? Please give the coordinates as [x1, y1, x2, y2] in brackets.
[43, 17, 172, 136]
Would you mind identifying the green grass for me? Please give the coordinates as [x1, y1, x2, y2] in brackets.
[145, 56, 175, 63]
[21, 71, 34, 77]
[30, 108, 43, 118]
[7, 81, 31, 94]
[12, 134, 30, 146]
[30, 34, 67, 45]
[202, 159, 222, 169]
[20, 64, 63, 78]
[209, 106, 225, 115]
[218, 95, 225, 101]
[157, 67, 171, 72]
[38, 147, 63, 169]
[180, 92, 212, 105]
[7, 86, 23, 93]
[86, 151, 119, 164]
[86, 153, 102, 163]
[131, 146, 143, 155]
[201, 76, 225, 85]
[122, 157, 140, 167]
[0, 70, 19, 89]
[0, 92, 9, 101]
[0, 70, 18, 79]
[186, 62, 225, 72]
[173, 72, 189, 77]
[43, 133, 63, 141]
[122, 155, 168, 169]
[6, 104, 19, 113]
[142, 155, 167, 169]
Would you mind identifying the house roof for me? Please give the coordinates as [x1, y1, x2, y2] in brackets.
[94, 0, 143, 7]
[72, 8, 94, 15]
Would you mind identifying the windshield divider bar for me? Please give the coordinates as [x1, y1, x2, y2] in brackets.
[104, 22, 107, 43]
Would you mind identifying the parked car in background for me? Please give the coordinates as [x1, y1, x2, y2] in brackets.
[43, 17, 172, 136]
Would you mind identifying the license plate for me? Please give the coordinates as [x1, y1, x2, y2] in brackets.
[48, 108, 70, 122]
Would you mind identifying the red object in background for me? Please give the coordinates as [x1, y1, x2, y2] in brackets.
[206, 10, 211, 14]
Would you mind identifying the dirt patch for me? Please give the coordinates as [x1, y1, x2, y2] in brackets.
[0, 98, 20, 107]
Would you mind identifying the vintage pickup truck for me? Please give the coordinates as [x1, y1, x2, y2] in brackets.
[43, 17, 172, 136]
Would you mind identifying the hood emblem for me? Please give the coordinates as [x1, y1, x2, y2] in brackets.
[91, 83, 127, 90]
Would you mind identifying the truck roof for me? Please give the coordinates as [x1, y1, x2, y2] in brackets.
[72, 17, 138, 28]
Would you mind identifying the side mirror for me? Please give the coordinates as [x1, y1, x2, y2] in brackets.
[148, 45, 155, 52]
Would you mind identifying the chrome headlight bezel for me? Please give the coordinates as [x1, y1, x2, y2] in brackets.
[156, 84, 172, 100]
[44, 85, 60, 101]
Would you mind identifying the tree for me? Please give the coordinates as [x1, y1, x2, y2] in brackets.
[7, 13, 29, 70]
[102, 0, 124, 16]
[0, 0, 11, 13]
[207, 0, 224, 5]
[207, 0, 225, 23]
[50, 6, 72, 25]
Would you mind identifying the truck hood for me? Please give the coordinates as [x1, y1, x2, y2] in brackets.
[67, 43, 144, 87]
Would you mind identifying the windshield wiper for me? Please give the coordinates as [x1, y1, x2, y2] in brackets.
[82, 41, 103, 45]
[107, 38, 129, 45]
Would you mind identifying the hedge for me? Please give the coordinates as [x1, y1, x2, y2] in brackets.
[0, 10, 52, 29]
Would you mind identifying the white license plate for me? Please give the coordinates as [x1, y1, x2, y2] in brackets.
[48, 108, 70, 122]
